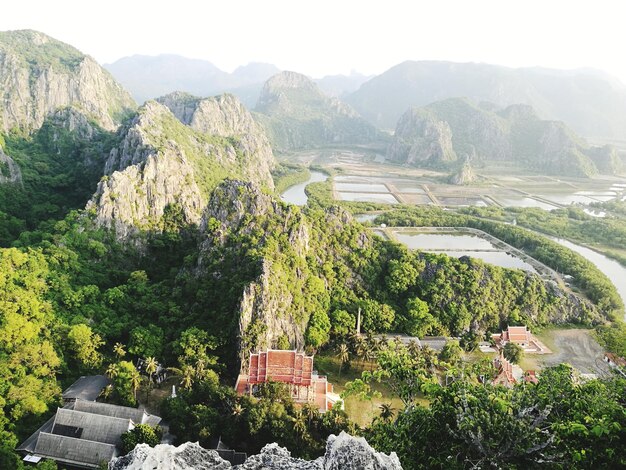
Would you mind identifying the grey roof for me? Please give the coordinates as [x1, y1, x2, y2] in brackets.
[16, 414, 56, 453]
[53, 407, 132, 445]
[34, 432, 116, 468]
[72, 399, 146, 423]
[62, 375, 110, 401]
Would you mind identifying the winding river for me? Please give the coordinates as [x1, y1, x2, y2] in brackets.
[551, 238, 626, 312]
[280, 170, 328, 206]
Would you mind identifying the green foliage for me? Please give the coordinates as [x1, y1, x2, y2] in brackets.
[503, 342, 524, 364]
[120, 424, 162, 453]
[0, 30, 84, 72]
[438, 340, 462, 365]
[128, 325, 164, 359]
[67, 324, 104, 369]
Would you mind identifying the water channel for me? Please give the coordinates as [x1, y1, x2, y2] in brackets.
[280, 171, 328, 206]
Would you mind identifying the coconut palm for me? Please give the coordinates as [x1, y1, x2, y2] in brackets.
[302, 403, 319, 426]
[105, 363, 119, 379]
[144, 357, 158, 383]
[168, 365, 195, 390]
[379, 403, 395, 422]
[407, 340, 421, 358]
[292, 410, 307, 440]
[130, 368, 142, 400]
[337, 343, 350, 377]
[113, 343, 126, 359]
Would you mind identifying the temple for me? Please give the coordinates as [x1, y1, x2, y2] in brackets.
[491, 326, 549, 353]
[235, 349, 340, 412]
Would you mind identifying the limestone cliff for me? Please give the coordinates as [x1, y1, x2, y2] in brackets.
[0, 30, 136, 133]
[196, 180, 369, 361]
[108, 432, 403, 469]
[254, 71, 379, 150]
[0, 145, 21, 184]
[88, 100, 274, 239]
[386, 108, 457, 165]
[157, 92, 274, 185]
[389, 98, 613, 177]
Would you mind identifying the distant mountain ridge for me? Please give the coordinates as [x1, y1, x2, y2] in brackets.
[346, 60, 626, 140]
[388, 97, 621, 177]
[105, 55, 280, 107]
[254, 71, 379, 151]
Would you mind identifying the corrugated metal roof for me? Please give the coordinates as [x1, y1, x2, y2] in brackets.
[62, 376, 110, 401]
[34, 432, 116, 468]
[54, 408, 132, 445]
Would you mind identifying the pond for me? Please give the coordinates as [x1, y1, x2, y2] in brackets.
[392, 232, 536, 272]
[280, 171, 328, 206]
[337, 192, 399, 204]
[497, 197, 559, 211]
[335, 182, 389, 193]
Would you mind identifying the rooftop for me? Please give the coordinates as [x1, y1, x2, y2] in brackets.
[62, 375, 110, 402]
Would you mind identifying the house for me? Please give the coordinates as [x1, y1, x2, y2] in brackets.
[604, 352, 626, 368]
[18, 376, 161, 469]
[235, 349, 341, 413]
[491, 326, 549, 353]
[492, 354, 524, 388]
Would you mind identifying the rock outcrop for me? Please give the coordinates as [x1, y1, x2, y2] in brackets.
[157, 92, 274, 186]
[386, 108, 457, 165]
[254, 71, 379, 150]
[0, 145, 21, 184]
[0, 30, 135, 133]
[389, 98, 615, 177]
[108, 432, 403, 470]
[87, 99, 275, 240]
[449, 158, 476, 185]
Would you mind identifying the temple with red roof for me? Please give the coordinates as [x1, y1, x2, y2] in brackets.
[491, 326, 549, 353]
[235, 350, 340, 413]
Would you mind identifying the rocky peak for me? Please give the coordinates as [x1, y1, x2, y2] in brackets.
[108, 432, 403, 469]
[0, 29, 136, 133]
[387, 107, 457, 165]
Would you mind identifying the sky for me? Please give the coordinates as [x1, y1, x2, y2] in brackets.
[1, 0, 625, 83]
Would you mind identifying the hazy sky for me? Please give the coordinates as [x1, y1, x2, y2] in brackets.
[1, 0, 624, 83]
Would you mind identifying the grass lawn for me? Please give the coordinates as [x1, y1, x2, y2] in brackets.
[315, 354, 411, 427]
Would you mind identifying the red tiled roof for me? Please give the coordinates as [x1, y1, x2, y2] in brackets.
[605, 353, 626, 367]
[507, 326, 531, 343]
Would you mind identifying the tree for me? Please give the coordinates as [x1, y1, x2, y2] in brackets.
[110, 361, 140, 406]
[503, 342, 524, 364]
[338, 343, 350, 377]
[378, 403, 395, 422]
[113, 342, 126, 359]
[128, 326, 164, 359]
[404, 297, 437, 337]
[144, 357, 158, 383]
[67, 324, 104, 369]
[439, 340, 462, 366]
[120, 424, 161, 453]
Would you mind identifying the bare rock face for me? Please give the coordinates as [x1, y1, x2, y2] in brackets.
[0, 30, 135, 133]
[109, 442, 231, 470]
[449, 158, 476, 185]
[88, 98, 275, 240]
[157, 92, 275, 188]
[387, 108, 457, 165]
[0, 145, 21, 184]
[108, 432, 403, 470]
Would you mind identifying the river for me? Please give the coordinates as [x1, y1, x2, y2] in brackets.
[551, 238, 626, 312]
[280, 171, 328, 206]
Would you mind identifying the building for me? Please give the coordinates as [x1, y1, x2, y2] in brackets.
[491, 326, 548, 353]
[235, 349, 341, 412]
[62, 375, 110, 404]
[18, 377, 161, 468]
[492, 354, 524, 388]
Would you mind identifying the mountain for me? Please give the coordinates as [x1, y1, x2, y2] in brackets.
[105, 55, 280, 107]
[316, 71, 373, 97]
[0, 30, 135, 133]
[346, 60, 626, 140]
[387, 98, 620, 177]
[254, 71, 379, 151]
[88, 95, 275, 239]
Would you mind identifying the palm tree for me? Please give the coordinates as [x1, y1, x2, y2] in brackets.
[145, 357, 158, 383]
[364, 344, 376, 370]
[407, 340, 421, 358]
[168, 365, 195, 390]
[379, 403, 395, 422]
[354, 337, 366, 366]
[302, 403, 319, 426]
[105, 363, 119, 379]
[113, 343, 126, 359]
[195, 358, 207, 380]
[292, 410, 307, 441]
[130, 368, 142, 401]
[337, 343, 350, 378]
